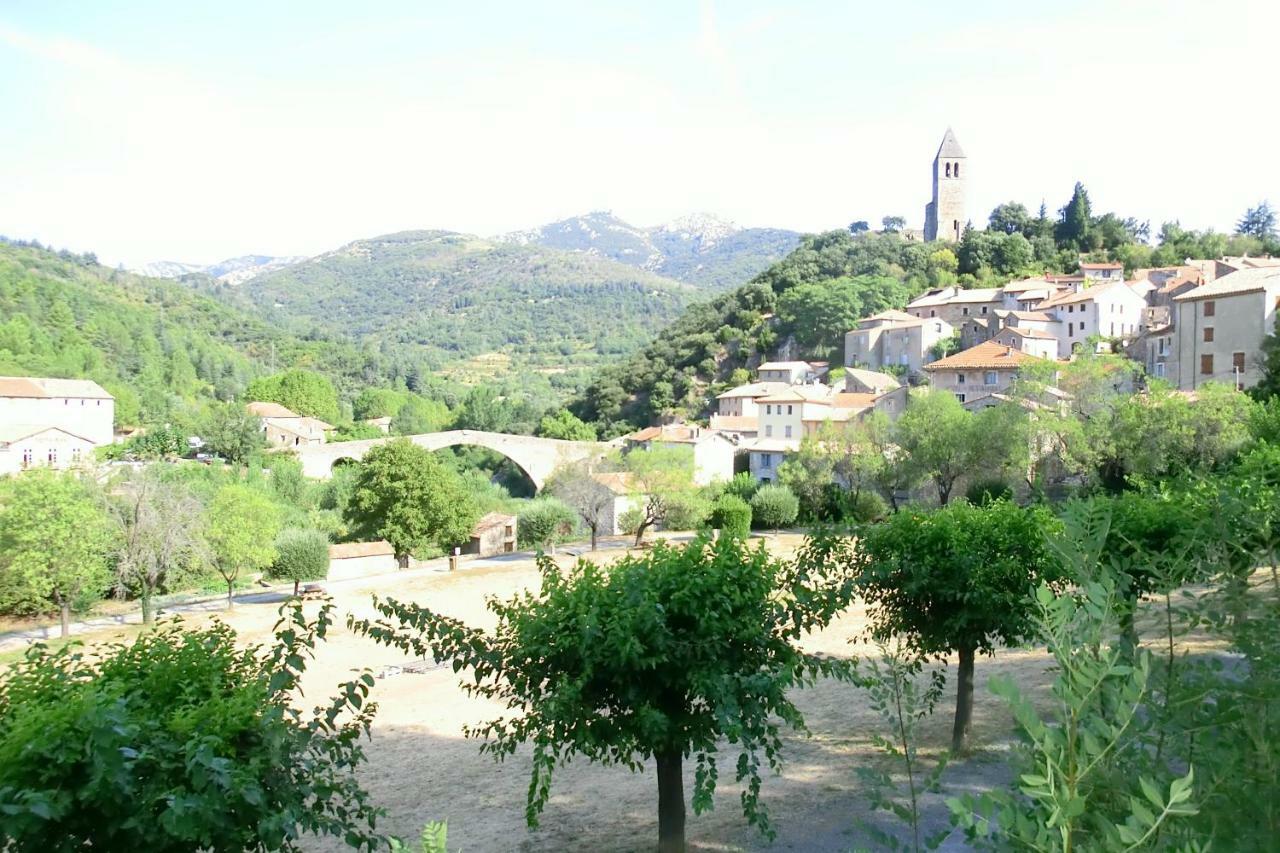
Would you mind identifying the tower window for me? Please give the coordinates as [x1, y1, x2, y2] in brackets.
[954, 162, 961, 178]
[945, 162, 951, 178]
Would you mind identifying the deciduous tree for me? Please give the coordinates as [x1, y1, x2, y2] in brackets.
[0, 470, 115, 636]
[208, 484, 281, 608]
[856, 500, 1063, 753]
[546, 460, 615, 550]
[268, 528, 331, 595]
[351, 536, 859, 852]
[345, 439, 478, 566]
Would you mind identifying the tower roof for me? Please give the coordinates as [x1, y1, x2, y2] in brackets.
[935, 127, 966, 160]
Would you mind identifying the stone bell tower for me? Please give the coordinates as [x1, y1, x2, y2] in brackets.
[923, 128, 966, 242]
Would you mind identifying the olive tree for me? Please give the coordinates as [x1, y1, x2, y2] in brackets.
[546, 460, 615, 550]
[856, 500, 1063, 753]
[351, 535, 859, 852]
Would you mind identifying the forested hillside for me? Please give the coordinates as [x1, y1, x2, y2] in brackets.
[0, 240, 407, 427]
[206, 230, 696, 380]
[572, 187, 1280, 437]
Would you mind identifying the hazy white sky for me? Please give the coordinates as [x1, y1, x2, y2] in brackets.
[2, 1, 1278, 266]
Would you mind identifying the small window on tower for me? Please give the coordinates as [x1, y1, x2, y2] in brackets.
[954, 162, 961, 177]
[945, 163, 951, 178]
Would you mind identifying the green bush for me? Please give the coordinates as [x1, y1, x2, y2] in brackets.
[267, 528, 331, 595]
[662, 492, 711, 532]
[964, 478, 1013, 506]
[750, 484, 799, 531]
[0, 603, 383, 850]
[708, 494, 752, 539]
[847, 490, 889, 523]
[618, 506, 645, 537]
[719, 472, 759, 503]
[517, 497, 578, 550]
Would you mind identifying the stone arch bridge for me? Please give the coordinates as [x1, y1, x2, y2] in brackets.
[296, 430, 611, 491]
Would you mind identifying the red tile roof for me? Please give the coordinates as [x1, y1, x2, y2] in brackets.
[923, 340, 1048, 371]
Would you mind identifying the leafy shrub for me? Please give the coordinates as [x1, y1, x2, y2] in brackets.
[618, 506, 645, 537]
[0, 602, 383, 850]
[750, 484, 799, 531]
[847, 490, 889, 523]
[964, 478, 1013, 506]
[661, 492, 710, 532]
[268, 528, 330, 595]
[708, 494, 752, 539]
[719, 471, 760, 503]
[517, 497, 578, 550]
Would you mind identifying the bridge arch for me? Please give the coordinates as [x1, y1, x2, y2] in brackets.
[297, 430, 610, 492]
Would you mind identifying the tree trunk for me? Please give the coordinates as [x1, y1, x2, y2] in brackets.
[656, 749, 686, 853]
[590, 526, 598, 551]
[937, 479, 952, 506]
[294, 578, 301, 597]
[59, 599, 71, 639]
[397, 552, 410, 570]
[635, 520, 651, 548]
[226, 579, 235, 609]
[140, 589, 154, 626]
[952, 645, 975, 754]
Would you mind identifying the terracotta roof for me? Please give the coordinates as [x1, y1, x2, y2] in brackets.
[0, 376, 112, 399]
[1038, 281, 1145, 309]
[247, 401, 300, 418]
[844, 368, 901, 392]
[1174, 267, 1280, 301]
[1080, 262, 1123, 271]
[627, 424, 719, 444]
[1001, 277, 1064, 294]
[708, 415, 758, 432]
[1008, 310, 1054, 322]
[472, 512, 516, 534]
[329, 540, 394, 559]
[757, 386, 835, 404]
[832, 392, 878, 409]
[923, 340, 1048, 371]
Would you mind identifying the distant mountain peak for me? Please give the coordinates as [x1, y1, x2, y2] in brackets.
[133, 254, 306, 285]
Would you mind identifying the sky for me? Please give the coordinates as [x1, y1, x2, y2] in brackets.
[1, 1, 1278, 267]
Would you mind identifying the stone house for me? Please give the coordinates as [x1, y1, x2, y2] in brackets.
[625, 424, 737, 485]
[1080, 262, 1124, 283]
[906, 287, 1003, 328]
[1172, 267, 1280, 390]
[0, 376, 115, 448]
[922, 340, 1049, 403]
[756, 361, 819, 384]
[991, 326, 1059, 360]
[1037, 281, 1150, 357]
[843, 368, 901, 395]
[464, 512, 517, 557]
[715, 381, 791, 417]
[845, 311, 955, 376]
[248, 401, 334, 448]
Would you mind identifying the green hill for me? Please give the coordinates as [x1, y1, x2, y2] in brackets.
[209, 229, 703, 382]
[0, 240, 407, 427]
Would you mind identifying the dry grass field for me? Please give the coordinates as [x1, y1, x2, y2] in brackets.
[1, 533, 1231, 852]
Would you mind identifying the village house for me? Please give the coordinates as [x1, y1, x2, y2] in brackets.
[363, 416, 393, 434]
[1172, 267, 1280, 390]
[990, 325, 1059, 360]
[326, 541, 398, 582]
[843, 367, 901, 395]
[0, 376, 115, 475]
[247, 401, 334, 448]
[624, 423, 736, 485]
[922, 340, 1049, 403]
[1036, 280, 1150, 357]
[1080, 261, 1124, 283]
[906, 286, 1004, 327]
[714, 381, 791, 418]
[463, 512, 518, 557]
[755, 361, 822, 384]
[844, 311, 955, 376]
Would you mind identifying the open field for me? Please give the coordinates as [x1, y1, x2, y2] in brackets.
[2, 533, 1233, 852]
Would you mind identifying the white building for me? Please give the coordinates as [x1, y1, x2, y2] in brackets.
[1171, 267, 1280, 390]
[0, 376, 115, 475]
[1037, 281, 1150, 357]
[625, 424, 737, 485]
[756, 361, 819, 385]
